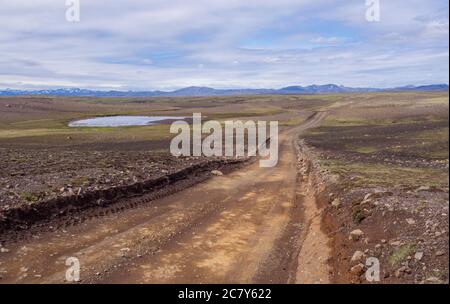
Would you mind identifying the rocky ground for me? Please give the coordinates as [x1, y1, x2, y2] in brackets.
[0, 147, 210, 211]
[304, 115, 449, 284]
[323, 173, 449, 284]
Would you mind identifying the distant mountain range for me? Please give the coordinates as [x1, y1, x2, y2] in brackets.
[0, 84, 448, 97]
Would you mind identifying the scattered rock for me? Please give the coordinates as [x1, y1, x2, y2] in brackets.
[77, 187, 83, 195]
[351, 250, 365, 263]
[414, 251, 424, 261]
[350, 263, 365, 276]
[331, 198, 340, 208]
[425, 276, 442, 284]
[96, 199, 107, 206]
[416, 186, 430, 192]
[120, 247, 131, 257]
[435, 250, 445, 256]
[406, 218, 416, 225]
[395, 266, 412, 277]
[390, 240, 402, 246]
[349, 229, 364, 241]
[360, 198, 372, 205]
[0, 247, 9, 253]
[211, 170, 223, 176]
[363, 193, 373, 201]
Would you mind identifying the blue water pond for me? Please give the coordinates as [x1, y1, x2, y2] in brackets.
[68, 116, 185, 127]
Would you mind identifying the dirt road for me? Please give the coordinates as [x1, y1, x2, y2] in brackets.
[0, 112, 329, 284]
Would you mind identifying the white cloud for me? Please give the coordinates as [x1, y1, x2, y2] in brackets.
[0, 0, 448, 90]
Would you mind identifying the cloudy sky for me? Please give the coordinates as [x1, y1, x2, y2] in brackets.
[0, 0, 448, 90]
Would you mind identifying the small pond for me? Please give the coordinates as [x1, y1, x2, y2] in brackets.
[68, 116, 185, 127]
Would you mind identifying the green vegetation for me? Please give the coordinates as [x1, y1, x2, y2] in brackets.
[319, 159, 448, 188]
[0, 121, 173, 146]
[307, 116, 449, 160]
[279, 117, 307, 126]
[20, 191, 44, 203]
[71, 176, 90, 186]
[389, 243, 416, 266]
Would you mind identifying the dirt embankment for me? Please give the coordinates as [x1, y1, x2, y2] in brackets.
[298, 140, 449, 284]
[293, 138, 333, 283]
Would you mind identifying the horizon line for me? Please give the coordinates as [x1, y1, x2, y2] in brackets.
[1, 83, 449, 93]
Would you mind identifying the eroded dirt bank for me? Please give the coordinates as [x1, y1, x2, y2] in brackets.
[293, 139, 333, 283]
[0, 112, 332, 284]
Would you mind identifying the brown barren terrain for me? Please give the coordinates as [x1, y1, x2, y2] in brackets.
[0, 92, 448, 284]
